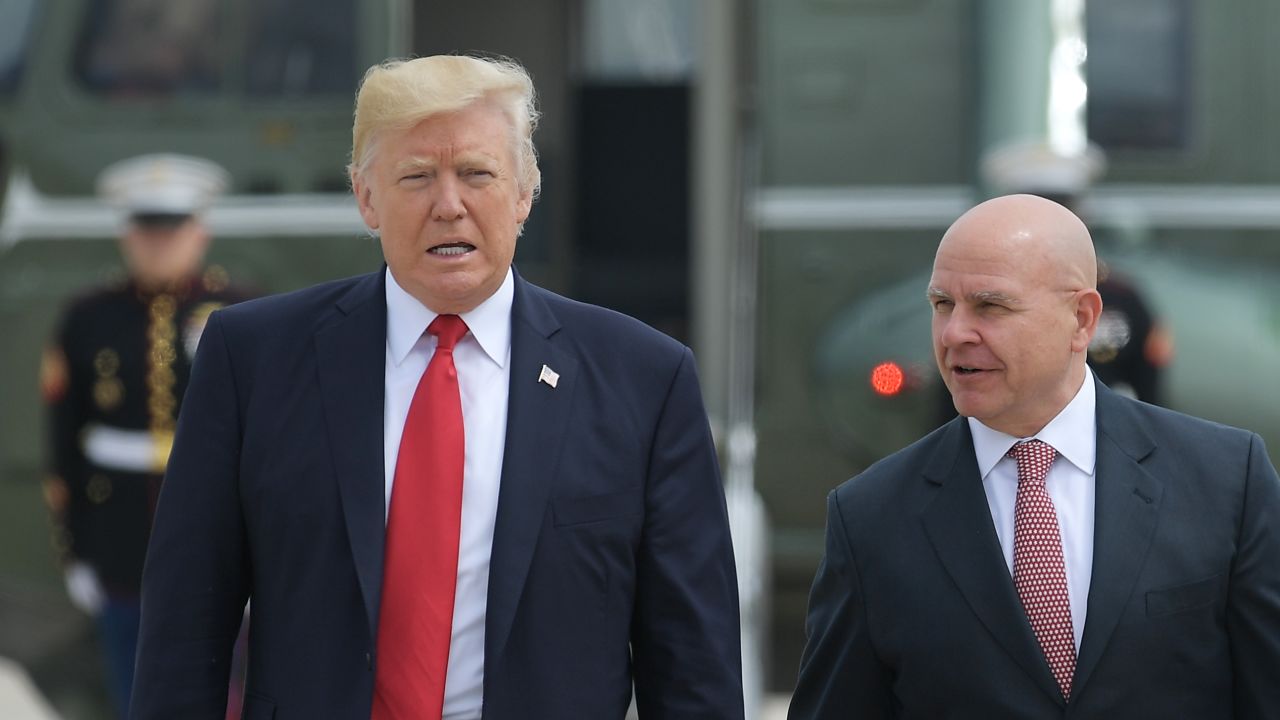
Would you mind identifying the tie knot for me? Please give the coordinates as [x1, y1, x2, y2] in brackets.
[1007, 439, 1057, 487]
[428, 314, 469, 351]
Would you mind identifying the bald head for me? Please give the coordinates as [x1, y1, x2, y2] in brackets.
[928, 193, 1104, 437]
[936, 194, 1097, 293]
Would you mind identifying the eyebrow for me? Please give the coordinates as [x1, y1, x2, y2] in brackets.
[926, 287, 1021, 305]
[455, 150, 499, 163]
[454, 151, 501, 167]
[393, 156, 436, 174]
[392, 152, 501, 174]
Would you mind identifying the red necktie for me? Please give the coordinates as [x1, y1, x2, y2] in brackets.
[1008, 439, 1077, 700]
[373, 314, 469, 720]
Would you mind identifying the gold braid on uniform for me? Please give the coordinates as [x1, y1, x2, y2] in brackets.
[147, 294, 179, 473]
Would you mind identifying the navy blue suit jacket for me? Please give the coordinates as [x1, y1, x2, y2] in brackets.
[131, 269, 744, 719]
[790, 379, 1280, 719]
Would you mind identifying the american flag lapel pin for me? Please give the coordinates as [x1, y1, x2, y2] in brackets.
[538, 364, 559, 389]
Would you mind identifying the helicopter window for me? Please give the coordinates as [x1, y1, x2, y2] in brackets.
[581, 0, 696, 82]
[0, 0, 39, 96]
[1086, 0, 1191, 150]
[244, 0, 357, 97]
[74, 0, 221, 96]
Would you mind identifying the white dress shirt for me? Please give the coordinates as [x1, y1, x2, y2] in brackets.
[383, 267, 512, 720]
[968, 367, 1097, 651]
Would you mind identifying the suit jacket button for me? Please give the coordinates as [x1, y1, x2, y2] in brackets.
[366, 652, 372, 670]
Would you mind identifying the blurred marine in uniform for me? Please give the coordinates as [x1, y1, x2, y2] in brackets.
[39, 153, 249, 719]
[1088, 263, 1174, 405]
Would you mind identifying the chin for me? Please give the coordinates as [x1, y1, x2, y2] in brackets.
[949, 396, 989, 421]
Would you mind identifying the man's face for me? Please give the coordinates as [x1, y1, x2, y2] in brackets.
[928, 230, 1091, 437]
[353, 101, 533, 314]
[119, 217, 210, 288]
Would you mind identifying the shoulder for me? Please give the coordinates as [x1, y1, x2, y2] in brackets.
[516, 278, 699, 411]
[832, 419, 961, 511]
[54, 283, 135, 342]
[1098, 384, 1272, 498]
[215, 271, 379, 334]
[59, 282, 131, 319]
[522, 280, 685, 357]
[1099, 389, 1257, 458]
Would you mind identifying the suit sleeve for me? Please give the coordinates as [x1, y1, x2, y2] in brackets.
[788, 490, 894, 720]
[1227, 432, 1280, 718]
[130, 311, 249, 720]
[630, 347, 745, 719]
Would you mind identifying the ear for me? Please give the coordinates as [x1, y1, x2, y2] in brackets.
[514, 187, 533, 225]
[1070, 288, 1103, 353]
[191, 222, 213, 253]
[351, 169, 381, 230]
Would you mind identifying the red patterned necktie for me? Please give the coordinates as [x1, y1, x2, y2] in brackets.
[373, 314, 469, 720]
[1008, 439, 1077, 700]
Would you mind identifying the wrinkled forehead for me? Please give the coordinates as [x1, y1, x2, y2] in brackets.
[933, 226, 1039, 273]
[929, 235, 1066, 305]
[929, 259, 1030, 302]
[371, 102, 519, 167]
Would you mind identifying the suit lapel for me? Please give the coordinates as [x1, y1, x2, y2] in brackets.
[920, 418, 1066, 704]
[1072, 381, 1161, 697]
[314, 271, 388, 641]
[485, 274, 578, 661]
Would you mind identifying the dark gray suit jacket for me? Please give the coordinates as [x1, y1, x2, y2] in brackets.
[790, 379, 1280, 719]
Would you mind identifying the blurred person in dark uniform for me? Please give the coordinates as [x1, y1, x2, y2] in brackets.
[1088, 263, 1174, 405]
[39, 153, 249, 719]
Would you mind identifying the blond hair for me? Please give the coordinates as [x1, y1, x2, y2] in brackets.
[348, 55, 541, 198]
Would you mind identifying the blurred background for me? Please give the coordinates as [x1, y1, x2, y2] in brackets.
[2, 0, 1279, 718]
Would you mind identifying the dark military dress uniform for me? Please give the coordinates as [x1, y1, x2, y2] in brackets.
[1089, 273, 1173, 405]
[43, 269, 249, 596]
[38, 151, 247, 719]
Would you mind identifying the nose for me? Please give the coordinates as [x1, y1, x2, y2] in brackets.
[936, 306, 979, 349]
[431, 175, 466, 221]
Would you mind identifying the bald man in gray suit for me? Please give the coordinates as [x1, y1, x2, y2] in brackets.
[790, 194, 1280, 719]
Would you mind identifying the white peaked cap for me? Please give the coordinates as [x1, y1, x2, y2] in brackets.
[97, 153, 230, 216]
[980, 141, 1107, 196]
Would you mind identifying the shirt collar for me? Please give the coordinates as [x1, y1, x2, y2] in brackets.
[385, 266, 513, 368]
[968, 366, 1098, 479]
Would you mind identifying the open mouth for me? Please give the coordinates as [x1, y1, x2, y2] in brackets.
[954, 366, 986, 375]
[428, 242, 475, 256]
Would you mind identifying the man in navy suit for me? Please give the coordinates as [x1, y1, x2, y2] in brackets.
[789, 194, 1280, 718]
[131, 55, 743, 719]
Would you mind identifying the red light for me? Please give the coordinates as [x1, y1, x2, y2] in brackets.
[870, 361, 906, 396]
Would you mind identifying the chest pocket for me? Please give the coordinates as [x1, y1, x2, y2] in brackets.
[1145, 574, 1222, 617]
[241, 693, 276, 719]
